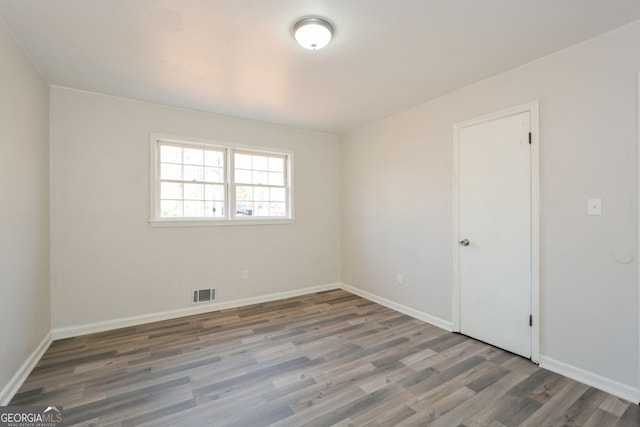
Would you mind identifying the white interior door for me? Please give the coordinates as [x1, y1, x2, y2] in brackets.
[458, 111, 532, 358]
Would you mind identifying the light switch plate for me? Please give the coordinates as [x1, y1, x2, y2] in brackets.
[587, 198, 602, 216]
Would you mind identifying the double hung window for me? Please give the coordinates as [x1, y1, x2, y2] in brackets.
[150, 135, 293, 225]
[234, 151, 287, 218]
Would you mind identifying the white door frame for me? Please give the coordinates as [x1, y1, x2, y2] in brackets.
[452, 101, 540, 363]
[637, 73, 640, 403]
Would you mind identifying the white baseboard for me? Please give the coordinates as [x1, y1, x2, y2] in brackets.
[340, 283, 640, 403]
[52, 282, 454, 341]
[52, 283, 341, 340]
[0, 331, 52, 406]
[339, 283, 453, 332]
[22, 284, 640, 406]
[539, 355, 639, 404]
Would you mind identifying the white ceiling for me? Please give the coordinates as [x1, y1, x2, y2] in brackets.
[1, 1, 640, 134]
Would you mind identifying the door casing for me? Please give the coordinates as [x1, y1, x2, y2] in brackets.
[452, 101, 540, 363]
[636, 73, 640, 403]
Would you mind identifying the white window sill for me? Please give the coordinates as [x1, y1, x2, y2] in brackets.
[149, 218, 295, 227]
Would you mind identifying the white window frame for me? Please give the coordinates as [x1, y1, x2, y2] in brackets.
[149, 133, 294, 227]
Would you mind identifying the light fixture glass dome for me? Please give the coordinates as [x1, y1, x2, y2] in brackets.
[294, 17, 334, 50]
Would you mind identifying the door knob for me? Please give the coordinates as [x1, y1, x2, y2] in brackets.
[460, 239, 470, 246]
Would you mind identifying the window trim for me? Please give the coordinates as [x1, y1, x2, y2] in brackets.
[149, 133, 294, 227]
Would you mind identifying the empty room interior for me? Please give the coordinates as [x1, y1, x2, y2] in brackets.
[2, 0, 640, 425]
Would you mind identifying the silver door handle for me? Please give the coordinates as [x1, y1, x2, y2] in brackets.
[460, 239, 470, 246]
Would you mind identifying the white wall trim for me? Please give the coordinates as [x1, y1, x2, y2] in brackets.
[52, 282, 453, 341]
[340, 283, 453, 332]
[7, 285, 639, 405]
[452, 101, 540, 363]
[340, 282, 640, 402]
[540, 355, 639, 404]
[0, 331, 52, 406]
[52, 283, 340, 340]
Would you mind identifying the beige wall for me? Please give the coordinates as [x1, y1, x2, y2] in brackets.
[341, 22, 640, 394]
[50, 87, 341, 329]
[0, 21, 50, 400]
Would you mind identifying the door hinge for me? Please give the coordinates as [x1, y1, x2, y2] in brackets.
[529, 315, 533, 327]
[528, 132, 532, 145]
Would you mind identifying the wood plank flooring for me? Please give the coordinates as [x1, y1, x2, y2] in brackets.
[10, 289, 640, 426]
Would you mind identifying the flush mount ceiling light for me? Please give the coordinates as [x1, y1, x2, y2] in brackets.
[293, 17, 334, 50]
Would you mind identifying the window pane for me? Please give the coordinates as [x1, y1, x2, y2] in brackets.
[161, 163, 182, 180]
[269, 202, 286, 216]
[268, 157, 284, 172]
[184, 183, 204, 200]
[161, 182, 183, 199]
[205, 201, 224, 217]
[204, 167, 224, 183]
[254, 201, 269, 216]
[235, 153, 252, 169]
[236, 186, 253, 201]
[235, 169, 252, 184]
[236, 201, 254, 216]
[160, 145, 182, 163]
[253, 171, 268, 185]
[183, 148, 203, 165]
[205, 184, 224, 201]
[269, 172, 284, 186]
[271, 187, 286, 202]
[184, 165, 204, 182]
[205, 150, 224, 167]
[184, 201, 204, 217]
[161, 200, 183, 217]
[252, 155, 268, 171]
[254, 187, 269, 201]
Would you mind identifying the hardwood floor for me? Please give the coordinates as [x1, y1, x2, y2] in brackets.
[11, 289, 640, 426]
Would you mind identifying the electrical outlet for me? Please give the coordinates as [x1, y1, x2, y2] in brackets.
[241, 270, 249, 281]
[587, 198, 602, 216]
[397, 273, 404, 286]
